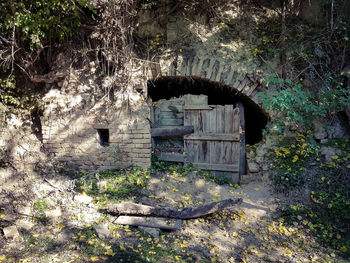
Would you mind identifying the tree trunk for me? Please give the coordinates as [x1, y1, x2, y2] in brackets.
[280, 0, 287, 79]
[107, 198, 243, 219]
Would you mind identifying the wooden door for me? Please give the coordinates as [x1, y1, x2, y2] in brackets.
[183, 104, 241, 175]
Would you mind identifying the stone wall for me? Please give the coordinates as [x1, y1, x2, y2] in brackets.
[41, 73, 151, 171]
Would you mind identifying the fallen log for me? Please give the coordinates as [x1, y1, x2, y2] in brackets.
[114, 216, 182, 230]
[107, 198, 243, 219]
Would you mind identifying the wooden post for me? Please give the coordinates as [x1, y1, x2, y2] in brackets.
[237, 102, 246, 183]
[150, 104, 156, 152]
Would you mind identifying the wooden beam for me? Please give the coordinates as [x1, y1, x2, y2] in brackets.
[107, 198, 243, 219]
[151, 126, 194, 137]
[114, 216, 182, 230]
[193, 163, 239, 172]
[184, 105, 214, 110]
[184, 133, 240, 141]
[158, 119, 183, 126]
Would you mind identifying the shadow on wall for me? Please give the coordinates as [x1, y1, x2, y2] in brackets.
[148, 76, 268, 145]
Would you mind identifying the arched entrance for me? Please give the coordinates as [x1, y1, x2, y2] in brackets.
[147, 76, 268, 182]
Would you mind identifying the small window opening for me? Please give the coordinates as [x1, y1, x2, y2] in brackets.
[97, 129, 109, 146]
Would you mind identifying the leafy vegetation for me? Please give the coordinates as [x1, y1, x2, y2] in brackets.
[256, 0, 350, 133]
[260, 74, 349, 133]
[253, 1, 350, 256]
[74, 168, 150, 205]
[32, 200, 50, 225]
[273, 137, 350, 256]
[268, 133, 319, 188]
[0, 0, 93, 122]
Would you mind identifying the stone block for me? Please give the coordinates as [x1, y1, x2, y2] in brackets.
[74, 194, 93, 204]
[94, 224, 112, 239]
[143, 143, 152, 149]
[110, 139, 122, 143]
[143, 134, 151, 139]
[132, 134, 143, 139]
[132, 129, 149, 134]
[3, 225, 21, 240]
[133, 148, 151, 154]
[247, 160, 260, 173]
[123, 147, 133, 153]
[137, 153, 151, 158]
[133, 157, 149, 163]
[133, 139, 151, 144]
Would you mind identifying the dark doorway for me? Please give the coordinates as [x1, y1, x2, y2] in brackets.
[148, 76, 268, 145]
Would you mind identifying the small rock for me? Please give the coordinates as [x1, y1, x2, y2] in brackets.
[45, 207, 62, 221]
[3, 225, 21, 240]
[74, 194, 93, 204]
[97, 180, 107, 193]
[246, 151, 256, 159]
[17, 205, 31, 216]
[16, 219, 35, 231]
[138, 226, 160, 239]
[327, 114, 350, 139]
[94, 224, 111, 239]
[320, 146, 342, 162]
[247, 160, 260, 173]
[313, 119, 327, 140]
[57, 230, 74, 243]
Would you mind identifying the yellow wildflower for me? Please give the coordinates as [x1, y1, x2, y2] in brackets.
[281, 148, 290, 154]
[292, 155, 299, 162]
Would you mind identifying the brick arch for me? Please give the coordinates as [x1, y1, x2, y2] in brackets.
[145, 53, 264, 105]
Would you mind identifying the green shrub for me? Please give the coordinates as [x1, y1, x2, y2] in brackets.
[0, 0, 93, 50]
[259, 74, 350, 133]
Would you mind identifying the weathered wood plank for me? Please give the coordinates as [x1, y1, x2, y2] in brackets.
[209, 106, 217, 165]
[159, 152, 184, 162]
[198, 141, 209, 163]
[114, 216, 182, 230]
[184, 133, 240, 141]
[216, 105, 224, 133]
[108, 199, 243, 219]
[184, 105, 214, 110]
[232, 107, 240, 133]
[238, 102, 246, 180]
[193, 163, 239, 172]
[159, 111, 184, 119]
[158, 119, 183, 126]
[158, 104, 184, 112]
[151, 126, 194, 137]
[224, 105, 234, 133]
[223, 105, 234, 164]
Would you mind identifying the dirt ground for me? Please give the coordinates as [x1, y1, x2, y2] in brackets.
[0, 167, 349, 263]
